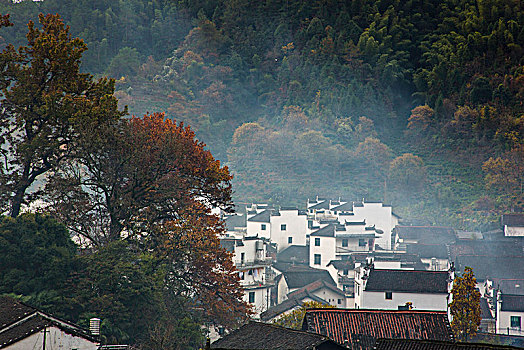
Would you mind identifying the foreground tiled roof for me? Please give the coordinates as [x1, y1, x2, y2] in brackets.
[302, 309, 453, 350]
[375, 339, 521, 350]
[0, 314, 52, 348]
[0, 296, 35, 329]
[0, 297, 96, 348]
[365, 269, 449, 294]
[501, 294, 524, 312]
[211, 321, 345, 350]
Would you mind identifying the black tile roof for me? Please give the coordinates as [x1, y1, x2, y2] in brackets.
[328, 259, 356, 270]
[406, 244, 449, 259]
[454, 255, 524, 281]
[277, 245, 309, 265]
[0, 297, 96, 348]
[480, 298, 494, 319]
[394, 226, 456, 245]
[375, 339, 521, 350]
[302, 309, 453, 350]
[225, 214, 246, 230]
[211, 321, 346, 350]
[0, 296, 35, 329]
[490, 279, 524, 295]
[502, 214, 524, 227]
[311, 224, 336, 237]
[288, 280, 345, 299]
[259, 292, 328, 322]
[364, 269, 449, 294]
[283, 266, 336, 289]
[331, 202, 353, 211]
[248, 209, 272, 223]
[501, 294, 524, 312]
[308, 201, 330, 210]
[449, 240, 524, 260]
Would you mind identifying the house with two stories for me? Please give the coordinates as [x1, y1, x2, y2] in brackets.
[307, 198, 400, 250]
[246, 206, 308, 252]
[496, 292, 524, 336]
[354, 266, 451, 311]
[220, 235, 275, 316]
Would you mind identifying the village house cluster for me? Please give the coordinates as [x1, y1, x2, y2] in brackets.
[218, 198, 524, 345]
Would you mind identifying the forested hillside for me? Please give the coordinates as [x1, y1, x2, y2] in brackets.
[1, 0, 522, 229]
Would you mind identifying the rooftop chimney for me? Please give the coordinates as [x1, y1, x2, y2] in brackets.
[90, 318, 101, 336]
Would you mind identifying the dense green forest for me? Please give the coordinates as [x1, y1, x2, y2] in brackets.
[0, 0, 522, 229]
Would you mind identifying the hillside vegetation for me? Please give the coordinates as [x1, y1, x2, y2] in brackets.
[1, 0, 522, 229]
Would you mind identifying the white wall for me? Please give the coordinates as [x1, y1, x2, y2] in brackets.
[310, 286, 346, 308]
[5, 326, 98, 350]
[351, 202, 398, 250]
[247, 220, 271, 239]
[270, 209, 307, 252]
[497, 310, 524, 336]
[244, 287, 271, 317]
[310, 236, 336, 270]
[357, 290, 448, 311]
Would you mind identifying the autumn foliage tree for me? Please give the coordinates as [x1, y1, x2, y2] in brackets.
[449, 266, 481, 341]
[45, 112, 248, 330]
[0, 14, 125, 217]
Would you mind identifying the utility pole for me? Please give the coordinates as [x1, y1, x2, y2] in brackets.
[42, 327, 49, 350]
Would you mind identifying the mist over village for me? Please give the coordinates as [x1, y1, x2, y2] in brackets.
[0, 1, 523, 350]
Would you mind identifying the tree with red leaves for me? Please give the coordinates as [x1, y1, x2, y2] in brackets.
[45, 112, 249, 330]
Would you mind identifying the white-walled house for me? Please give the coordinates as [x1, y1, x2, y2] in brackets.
[220, 235, 274, 316]
[0, 296, 99, 350]
[309, 222, 378, 281]
[502, 214, 524, 237]
[496, 292, 524, 336]
[307, 198, 400, 250]
[246, 207, 308, 252]
[354, 266, 451, 311]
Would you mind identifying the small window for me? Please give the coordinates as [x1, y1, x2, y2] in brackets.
[511, 316, 521, 328]
[248, 269, 253, 275]
[343, 269, 349, 275]
[249, 292, 255, 303]
[359, 239, 366, 247]
[338, 299, 342, 305]
[281, 224, 287, 231]
[314, 254, 321, 265]
[315, 237, 320, 246]
[240, 252, 245, 264]
[342, 239, 348, 247]
[261, 224, 266, 230]
[385, 291, 392, 300]
[288, 237, 293, 244]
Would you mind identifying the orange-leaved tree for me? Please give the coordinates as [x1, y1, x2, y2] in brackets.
[449, 266, 481, 341]
[45, 112, 249, 328]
